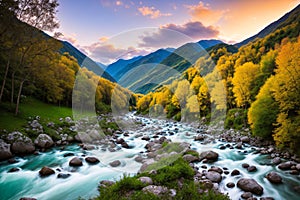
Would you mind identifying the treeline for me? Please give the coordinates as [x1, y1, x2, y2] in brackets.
[137, 24, 300, 153]
[0, 0, 136, 115]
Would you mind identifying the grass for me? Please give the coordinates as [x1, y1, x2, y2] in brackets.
[0, 97, 72, 132]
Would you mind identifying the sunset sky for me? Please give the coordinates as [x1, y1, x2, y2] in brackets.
[55, 0, 299, 64]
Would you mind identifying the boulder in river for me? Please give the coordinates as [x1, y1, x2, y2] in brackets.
[231, 169, 240, 176]
[266, 171, 282, 184]
[199, 150, 219, 162]
[205, 171, 222, 183]
[57, 173, 71, 179]
[226, 182, 235, 188]
[20, 198, 37, 200]
[183, 154, 199, 163]
[69, 157, 83, 167]
[109, 160, 121, 167]
[8, 167, 20, 173]
[85, 157, 100, 164]
[278, 161, 293, 170]
[247, 165, 257, 172]
[0, 139, 12, 161]
[39, 166, 55, 177]
[237, 178, 264, 195]
[272, 157, 281, 165]
[34, 134, 54, 149]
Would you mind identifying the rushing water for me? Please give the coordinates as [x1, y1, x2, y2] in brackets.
[0, 114, 300, 200]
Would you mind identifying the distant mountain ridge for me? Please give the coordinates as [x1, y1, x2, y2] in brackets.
[60, 41, 115, 82]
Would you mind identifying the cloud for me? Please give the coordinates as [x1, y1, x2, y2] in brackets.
[115, 1, 122, 6]
[186, 1, 226, 25]
[58, 33, 77, 44]
[138, 6, 172, 19]
[138, 22, 219, 48]
[83, 42, 149, 64]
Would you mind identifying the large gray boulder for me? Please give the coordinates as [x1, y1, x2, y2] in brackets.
[266, 171, 282, 184]
[142, 185, 169, 196]
[205, 171, 222, 183]
[0, 139, 12, 161]
[237, 178, 263, 195]
[10, 133, 35, 155]
[199, 150, 219, 162]
[34, 134, 54, 149]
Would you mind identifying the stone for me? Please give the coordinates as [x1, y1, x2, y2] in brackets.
[183, 154, 199, 163]
[260, 198, 274, 200]
[85, 157, 100, 164]
[241, 136, 250, 143]
[247, 165, 257, 172]
[266, 171, 282, 184]
[142, 185, 169, 196]
[141, 135, 150, 141]
[278, 161, 293, 170]
[69, 157, 83, 167]
[39, 166, 55, 177]
[272, 157, 281, 165]
[200, 179, 214, 189]
[109, 160, 121, 167]
[20, 198, 37, 200]
[208, 166, 223, 174]
[8, 167, 20, 173]
[231, 169, 240, 176]
[0, 139, 12, 161]
[237, 178, 263, 195]
[236, 142, 243, 149]
[205, 171, 222, 183]
[194, 134, 205, 141]
[242, 163, 249, 168]
[138, 176, 153, 185]
[241, 192, 253, 199]
[295, 164, 300, 171]
[10, 134, 35, 155]
[63, 153, 75, 157]
[226, 182, 235, 188]
[34, 134, 54, 149]
[116, 138, 125, 144]
[199, 151, 219, 162]
[57, 173, 71, 179]
[100, 180, 115, 188]
[121, 142, 129, 148]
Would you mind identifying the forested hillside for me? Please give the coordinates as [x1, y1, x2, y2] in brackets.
[136, 6, 300, 154]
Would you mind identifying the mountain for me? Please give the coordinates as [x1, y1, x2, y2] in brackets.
[236, 4, 300, 47]
[198, 39, 223, 49]
[96, 62, 106, 70]
[60, 41, 115, 82]
[105, 56, 142, 79]
[106, 48, 174, 81]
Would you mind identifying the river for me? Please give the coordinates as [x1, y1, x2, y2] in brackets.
[0, 113, 299, 200]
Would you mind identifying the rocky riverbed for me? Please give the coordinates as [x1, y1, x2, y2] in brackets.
[0, 113, 300, 200]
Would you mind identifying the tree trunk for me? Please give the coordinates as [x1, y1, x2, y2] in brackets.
[11, 71, 15, 105]
[15, 80, 25, 115]
[0, 59, 10, 102]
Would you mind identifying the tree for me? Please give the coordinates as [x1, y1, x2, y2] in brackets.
[232, 62, 260, 108]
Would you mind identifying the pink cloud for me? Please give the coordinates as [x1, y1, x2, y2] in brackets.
[138, 6, 172, 19]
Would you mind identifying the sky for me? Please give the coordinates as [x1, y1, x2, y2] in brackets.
[53, 0, 299, 64]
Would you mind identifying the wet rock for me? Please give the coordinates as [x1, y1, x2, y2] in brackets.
[0, 139, 12, 161]
[278, 161, 293, 170]
[134, 156, 144, 163]
[183, 154, 199, 163]
[34, 134, 54, 149]
[142, 185, 169, 196]
[63, 152, 75, 157]
[205, 171, 222, 183]
[260, 197, 274, 200]
[109, 160, 121, 167]
[200, 179, 214, 189]
[226, 182, 235, 188]
[231, 169, 240, 176]
[57, 173, 71, 179]
[138, 176, 153, 185]
[8, 158, 18, 164]
[194, 135, 205, 141]
[116, 138, 125, 144]
[208, 166, 223, 174]
[237, 178, 263, 195]
[69, 157, 83, 167]
[219, 145, 226, 150]
[141, 135, 150, 141]
[20, 198, 37, 200]
[85, 157, 100, 164]
[121, 142, 129, 149]
[242, 163, 249, 168]
[266, 171, 282, 184]
[236, 142, 243, 149]
[241, 136, 250, 143]
[241, 192, 253, 199]
[272, 157, 281, 165]
[247, 165, 257, 172]
[39, 166, 55, 177]
[289, 170, 299, 175]
[199, 151, 219, 162]
[296, 164, 300, 171]
[8, 167, 20, 173]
